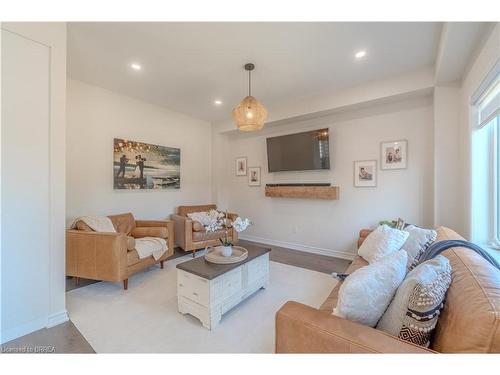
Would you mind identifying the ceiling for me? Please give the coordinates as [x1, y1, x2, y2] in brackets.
[67, 22, 444, 122]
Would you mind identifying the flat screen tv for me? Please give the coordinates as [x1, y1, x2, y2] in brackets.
[266, 128, 330, 172]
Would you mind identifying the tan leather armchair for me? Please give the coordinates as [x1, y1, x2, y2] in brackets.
[172, 204, 239, 257]
[66, 213, 174, 290]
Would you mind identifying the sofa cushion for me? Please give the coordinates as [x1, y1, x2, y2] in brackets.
[320, 256, 368, 312]
[333, 250, 408, 327]
[377, 255, 452, 347]
[108, 213, 136, 235]
[131, 226, 168, 239]
[358, 224, 409, 263]
[430, 226, 500, 353]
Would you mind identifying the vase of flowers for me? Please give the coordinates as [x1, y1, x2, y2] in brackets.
[204, 209, 252, 257]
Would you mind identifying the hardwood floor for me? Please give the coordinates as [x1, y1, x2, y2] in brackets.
[4, 242, 352, 353]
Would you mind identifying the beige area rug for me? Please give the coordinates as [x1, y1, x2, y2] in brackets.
[66, 255, 336, 353]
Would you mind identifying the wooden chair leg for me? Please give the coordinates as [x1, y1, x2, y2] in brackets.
[75, 277, 80, 286]
[123, 279, 128, 290]
[160, 260, 164, 269]
[192, 249, 196, 258]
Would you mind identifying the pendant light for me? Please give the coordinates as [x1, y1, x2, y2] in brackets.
[232, 63, 268, 131]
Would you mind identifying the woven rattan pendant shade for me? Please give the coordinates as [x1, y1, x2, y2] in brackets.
[232, 95, 268, 132]
[233, 63, 268, 131]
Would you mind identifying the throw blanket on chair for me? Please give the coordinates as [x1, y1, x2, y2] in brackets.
[71, 216, 116, 233]
[134, 237, 168, 261]
[417, 240, 500, 271]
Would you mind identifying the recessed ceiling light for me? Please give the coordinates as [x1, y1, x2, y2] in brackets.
[355, 50, 367, 59]
[214, 100, 223, 105]
[131, 63, 142, 70]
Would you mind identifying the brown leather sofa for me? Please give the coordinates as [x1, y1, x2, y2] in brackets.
[66, 213, 174, 290]
[172, 204, 238, 257]
[275, 226, 500, 353]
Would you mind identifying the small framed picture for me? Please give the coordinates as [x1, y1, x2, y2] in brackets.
[380, 140, 407, 170]
[235, 157, 247, 176]
[354, 160, 377, 187]
[248, 167, 261, 186]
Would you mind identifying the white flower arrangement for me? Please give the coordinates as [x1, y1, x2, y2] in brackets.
[204, 209, 252, 247]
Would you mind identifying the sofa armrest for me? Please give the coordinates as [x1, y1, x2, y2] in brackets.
[66, 229, 128, 282]
[358, 229, 373, 249]
[135, 220, 174, 253]
[275, 301, 435, 353]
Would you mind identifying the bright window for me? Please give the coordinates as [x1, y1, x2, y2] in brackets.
[472, 74, 500, 249]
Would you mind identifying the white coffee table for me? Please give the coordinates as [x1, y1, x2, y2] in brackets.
[176, 246, 270, 330]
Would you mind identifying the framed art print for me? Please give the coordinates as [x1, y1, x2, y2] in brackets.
[380, 140, 407, 170]
[354, 160, 377, 187]
[248, 167, 261, 186]
[235, 156, 247, 176]
[113, 138, 180, 190]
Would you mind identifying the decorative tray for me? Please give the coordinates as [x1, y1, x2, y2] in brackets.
[204, 246, 248, 264]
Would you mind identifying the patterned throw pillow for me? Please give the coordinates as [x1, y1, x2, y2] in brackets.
[402, 225, 437, 270]
[376, 255, 451, 347]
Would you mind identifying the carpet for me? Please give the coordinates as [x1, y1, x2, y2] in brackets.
[66, 255, 336, 353]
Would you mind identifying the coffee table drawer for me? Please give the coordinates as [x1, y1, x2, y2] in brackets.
[178, 271, 209, 305]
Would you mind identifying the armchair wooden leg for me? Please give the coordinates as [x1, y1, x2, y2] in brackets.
[75, 277, 80, 286]
[123, 279, 128, 290]
[160, 260, 164, 269]
[192, 249, 196, 258]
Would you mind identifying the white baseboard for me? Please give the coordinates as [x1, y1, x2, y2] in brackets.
[0, 310, 69, 344]
[0, 317, 47, 345]
[239, 234, 356, 261]
[47, 310, 69, 328]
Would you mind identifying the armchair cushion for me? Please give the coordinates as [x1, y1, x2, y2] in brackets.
[193, 229, 226, 242]
[131, 226, 168, 239]
[108, 212, 136, 235]
[126, 236, 136, 251]
[192, 221, 205, 232]
[75, 220, 93, 232]
[177, 204, 216, 217]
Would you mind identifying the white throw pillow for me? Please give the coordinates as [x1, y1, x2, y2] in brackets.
[401, 225, 437, 269]
[333, 250, 408, 327]
[358, 224, 409, 264]
[376, 255, 451, 347]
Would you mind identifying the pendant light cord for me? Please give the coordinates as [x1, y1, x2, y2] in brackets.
[248, 69, 252, 97]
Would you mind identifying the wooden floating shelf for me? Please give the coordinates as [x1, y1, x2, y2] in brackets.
[265, 185, 340, 200]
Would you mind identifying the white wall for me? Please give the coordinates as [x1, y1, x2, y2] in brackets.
[214, 96, 434, 259]
[433, 86, 465, 234]
[1, 22, 67, 344]
[66, 79, 212, 222]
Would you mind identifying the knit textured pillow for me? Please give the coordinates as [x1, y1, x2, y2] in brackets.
[402, 225, 437, 270]
[376, 255, 452, 347]
[358, 224, 409, 264]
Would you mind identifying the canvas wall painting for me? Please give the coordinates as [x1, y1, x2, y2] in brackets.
[113, 138, 180, 189]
